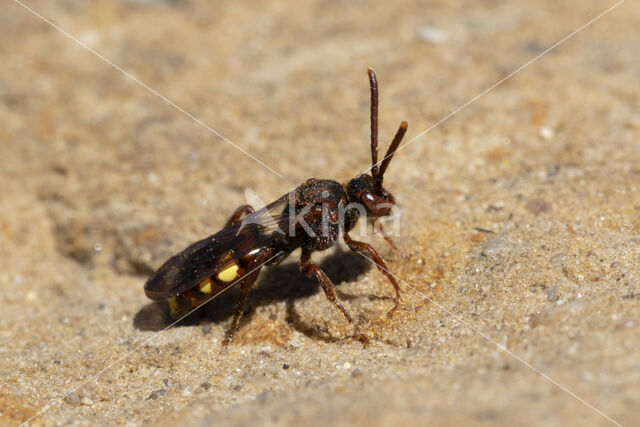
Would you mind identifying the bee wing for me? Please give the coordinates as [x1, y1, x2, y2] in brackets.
[144, 194, 292, 300]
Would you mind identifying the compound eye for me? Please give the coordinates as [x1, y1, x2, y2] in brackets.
[360, 191, 381, 213]
[360, 190, 394, 216]
[364, 193, 376, 204]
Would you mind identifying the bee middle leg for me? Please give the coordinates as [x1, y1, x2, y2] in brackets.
[223, 268, 260, 345]
[300, 249, 369, 343]
[225, 205, 255, 228]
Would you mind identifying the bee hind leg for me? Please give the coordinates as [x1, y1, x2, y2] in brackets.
[222, 268, 261, 345]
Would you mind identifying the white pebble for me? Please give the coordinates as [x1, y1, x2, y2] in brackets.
[539, 126, 555, 140]
[416, 26, 447, 44]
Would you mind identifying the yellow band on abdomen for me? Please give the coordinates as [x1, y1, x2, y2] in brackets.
[217, 264, 240, 282]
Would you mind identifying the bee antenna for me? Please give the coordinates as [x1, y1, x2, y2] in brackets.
[368, 68, 379, 179]
[377, 121, 408, 188]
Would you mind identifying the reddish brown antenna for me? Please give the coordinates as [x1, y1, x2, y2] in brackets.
[368, 68, 379, 179]
[367, 68, 408, 188]
[377, 121, 408, 187]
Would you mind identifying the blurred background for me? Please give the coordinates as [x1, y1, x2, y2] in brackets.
[1, 0, 638, 425]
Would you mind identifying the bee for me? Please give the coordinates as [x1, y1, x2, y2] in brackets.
[144, 69, 408, 343]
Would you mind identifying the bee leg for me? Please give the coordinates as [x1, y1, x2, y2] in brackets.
[374, 222, 413, 259]
[344, 233, 401, 316]
[222, 268, 260, 345]
[225, 205, 255, 228]
[300, 249, 369, 343]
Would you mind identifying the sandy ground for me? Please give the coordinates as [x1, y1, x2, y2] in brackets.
[1, 0, 639, 425]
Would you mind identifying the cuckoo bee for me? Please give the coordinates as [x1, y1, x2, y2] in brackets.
[144, 69, 408, 343]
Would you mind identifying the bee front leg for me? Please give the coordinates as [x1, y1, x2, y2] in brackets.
[300, 248, 369, 343]
[225, 205, 255, 228]
[344, 233, 401, 316]
[374, 221, 413, 259]
[222, 268, 260, 345]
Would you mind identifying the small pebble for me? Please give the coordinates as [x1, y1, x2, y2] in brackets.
[282, 363, 290, 370]
[81, 397, 93, 406]
[63, 392, 80, 406]
[547, 285, 559, 302]
[147, 390, 165, 400]
[539, 126, 555, 140]
[525, 198, 551, 215]
[415, 25, 447, 44]
[549, 253, 567, 265]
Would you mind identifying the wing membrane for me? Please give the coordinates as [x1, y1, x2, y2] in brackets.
[144, 194, 292, 300]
